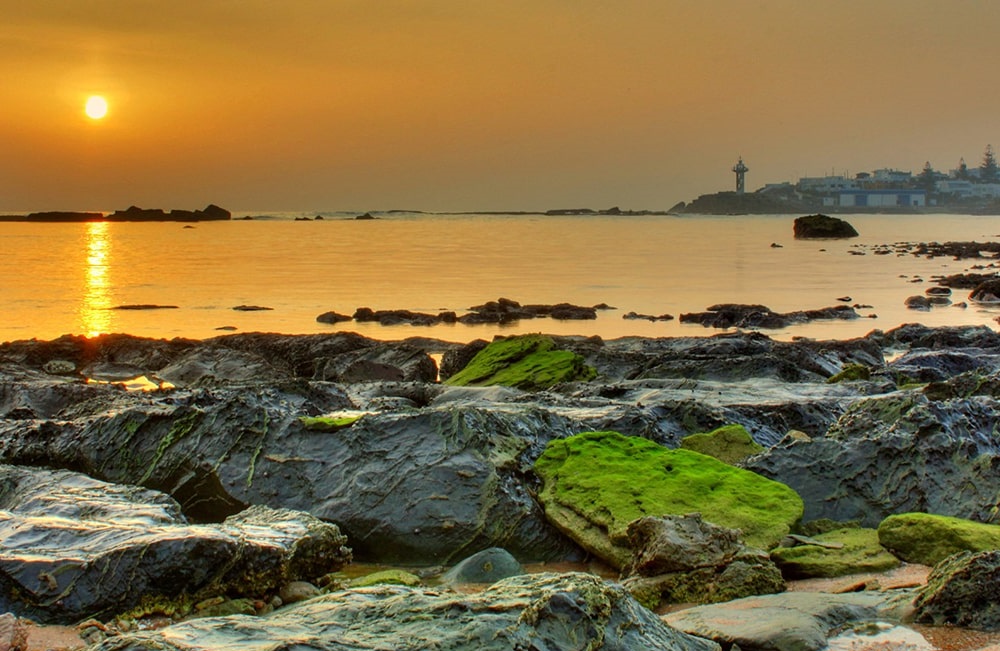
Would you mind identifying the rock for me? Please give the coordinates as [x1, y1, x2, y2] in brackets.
[793, 214, 860, 239]
[826, 363, 871, 383]
[231, 304, 273, 311]
[623, 311, 675, 321]
[877, 513, 1000, 566]
[679, 304, 859, 329]
[111, 304, 180, 310]
[769, 527, 900, 579]
[312, 344, 438, 383]
[315, 311, 352, 324]
[347, 569, 422, 588]
[970, 279, 1000, 304]
[664, 591, 895, 651]
[621, 514, 784, 608]
[438, 339, 488, 380]
[278, 581, 320, 605]
[0, 465, 350, 624]
[905, 295, 932, 310]
[352, 307, 440, 326]
[443, 334, 596, 389]
[745, 393, 1000, 526]
[90, 573, 721, 651]
[439, 547, 524, 586]
[534, 431, 804, 568]
[912, 550, 1000, 630]
[679, 424, 765, 465]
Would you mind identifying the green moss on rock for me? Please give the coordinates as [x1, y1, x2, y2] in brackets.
[349, 569, 422, 588]
[878, 513, 1000, 566]
[680, 424, 764, 465]
[299, 414, 362, 432]
[770, 528, 900, 579]
[533, 431, 803, 568]
[827, 364, 871, 384]
[443, 334, 596, 390]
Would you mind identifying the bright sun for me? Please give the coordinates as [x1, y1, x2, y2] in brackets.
[85, 95, 108, 120]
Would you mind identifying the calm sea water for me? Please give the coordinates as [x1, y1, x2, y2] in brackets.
[2, 212, 998, 344]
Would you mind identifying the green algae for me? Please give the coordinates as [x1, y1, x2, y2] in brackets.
[827, 363, 871, 384]
[534, 431, 803, 568]
[443, 334, 596, 390]
[878, 512, 1000, 566]
[770, 527, 900, 579]
[348, 569, 422, 588]
[139, 410, 202, 483]
[298, 414, 363, 431]
[680, 424, 764, 465]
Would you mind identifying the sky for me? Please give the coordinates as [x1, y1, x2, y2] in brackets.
[2, 1, 999, 213]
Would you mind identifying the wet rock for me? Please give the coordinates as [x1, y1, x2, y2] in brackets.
[622, 514, 784, 608]
[665, 591, 896, 651]
[439, 547, 524, 586]
[913, 550, 1000, 630]
[88, 572, 720, 651]
[278, 581, 320, 605]
[793, 214, 859, 239]
[315, 310, 352, 324]
[905, 295, 932, 310]
[0, 465, 350, 624]
[623, 311, 675, 321]
[970, 278, 1000, 304]
[443, 334, 596, 389]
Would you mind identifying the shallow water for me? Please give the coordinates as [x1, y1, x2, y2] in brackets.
[2, 212, 998, 343]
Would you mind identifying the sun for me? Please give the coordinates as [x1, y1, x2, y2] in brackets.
[84, 95, 109, 120]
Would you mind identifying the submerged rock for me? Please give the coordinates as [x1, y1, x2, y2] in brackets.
[88, 572, 720, 651]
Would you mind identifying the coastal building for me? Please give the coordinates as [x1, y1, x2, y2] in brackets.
[837, 189, 925, 208]
[798, 176, 858, 193]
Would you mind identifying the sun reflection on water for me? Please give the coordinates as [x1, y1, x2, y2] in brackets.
[82, 221, 112, 337]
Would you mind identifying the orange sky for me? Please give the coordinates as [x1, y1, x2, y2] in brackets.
[2, 1, 999, 212]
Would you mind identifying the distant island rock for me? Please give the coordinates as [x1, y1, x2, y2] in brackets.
[793, 214, 860, 239]
[0, 204, 231, 223]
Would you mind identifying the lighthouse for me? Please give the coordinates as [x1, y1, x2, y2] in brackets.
[732, 157, 749, 194]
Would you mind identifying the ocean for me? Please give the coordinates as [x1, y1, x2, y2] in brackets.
[1, 212, 998, 344]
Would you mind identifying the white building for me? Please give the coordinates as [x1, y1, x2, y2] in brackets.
[798, 176, 858, 193]
[837, 189, 925, 208]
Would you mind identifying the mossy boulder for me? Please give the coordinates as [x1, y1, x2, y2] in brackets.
[827, 364, 871, 384]
[878, 512, 1000, 566]
[443, 334, 596, 390]
[349, 569, 422, 588]
[770, 527, 900, 579]
[534, 431, 804, 568]
[680, 424, 764, 465]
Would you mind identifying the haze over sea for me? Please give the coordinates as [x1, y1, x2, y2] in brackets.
[2, 212, 998, 345]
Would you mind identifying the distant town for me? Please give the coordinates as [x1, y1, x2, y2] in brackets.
[675, 145, 1000, 214]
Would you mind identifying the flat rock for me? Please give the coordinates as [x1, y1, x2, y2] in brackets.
[88, 572, 721, 651]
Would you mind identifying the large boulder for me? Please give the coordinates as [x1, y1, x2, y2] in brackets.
[912, 550, 1000, 630]
[745, 393, 1000, 525]
[88, 572, 721, 651]
[877, 512, 1000, 566]
[0, 465, 350, 624]
[621, 514, 785, 608]
[0, 393, 582, 565]
[533, 431, 804, 568]
[792, 214, 859, 239]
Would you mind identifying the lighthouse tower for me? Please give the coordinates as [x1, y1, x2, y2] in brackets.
[732, 157, 749, 194]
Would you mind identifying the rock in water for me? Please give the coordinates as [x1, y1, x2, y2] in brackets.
[87, 572, 721, 651]
[439, 547, 524, 586]
[793, 214, 859, 239]
[913, 550, 1000, 630]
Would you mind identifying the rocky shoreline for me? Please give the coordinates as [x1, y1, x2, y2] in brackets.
[2, 325, 1000, 649]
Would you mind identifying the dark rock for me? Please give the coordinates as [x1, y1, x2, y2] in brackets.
[315, 311, 352, 324]
[89, 572, 720, 651]
[913, 550, 1000, 630]
[793, 214, 859, 239]
[623, 311, 675, 321]
[0, 465, 350, 624]
[112, 304, 180, 310]
[970, 278, 1000, 304]
[231, 305, 273, 311]
[439, 547, 524, 586]
[438, 339, 489, 380]
[905, 295, 932, 310]
[679, 304, 859, 329]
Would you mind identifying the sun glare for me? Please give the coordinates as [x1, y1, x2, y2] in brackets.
[85, 95, 108, 120]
